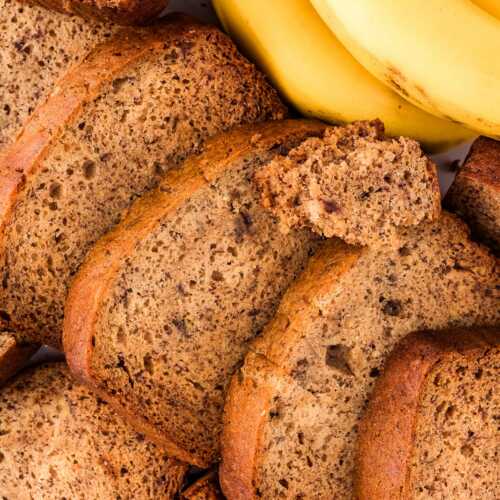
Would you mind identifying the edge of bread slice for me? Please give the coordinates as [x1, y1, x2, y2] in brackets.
[0, 14, 286, 348]
[356, 328, 499, 500]
[0, 332, 38, 386]
[444, 136, 500, 256]
[19, 0, 169, 24]
[220, 212, 499, 499]
[63, 120, 324, 467]
[255, 120, 441, 245]
[0, 362, 187, 498]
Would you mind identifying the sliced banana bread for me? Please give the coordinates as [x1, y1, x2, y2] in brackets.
[357, 328, 499, 500]
[21, 0, 169, 24]
[0, 362, 187, 498]
[64, 120, 324, 467]
[0, 0, 118, 148]
[0, 332, 37, 385]
[255, 120, 441, 245]
[444, 136, 500, 255]
[182, 471, 224, 499]
[0, 16, 286, 349]
[220, 212, 499, 499]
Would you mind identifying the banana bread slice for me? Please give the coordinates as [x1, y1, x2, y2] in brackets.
[444, 136, 500, 255]
[182, 471, 223, 499]
[0, 333, 38, 385]
[64, 120, 324, 467]
[255, 120, 441, 245]
[0, 16, 286, 349]
[0, 362, 187, 498]
[357, 328, 499, 500]
[20, 0, 169, 24]
[220, 212, 499, 499]
[0, 0, 118, 149]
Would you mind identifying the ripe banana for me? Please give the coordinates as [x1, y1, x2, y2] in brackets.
[474, 0, 500, 19]
[213, 0, 472, 151]
[311, 0, 500, 138]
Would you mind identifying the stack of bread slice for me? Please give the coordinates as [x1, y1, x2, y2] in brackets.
[0, 1, 498, 498]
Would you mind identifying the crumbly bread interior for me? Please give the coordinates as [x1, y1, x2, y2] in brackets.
[90, 145, 318, 465]
[0, 0, 116, 148]
[0, 26, 285, 347]
[229, 214, 498, 499]
[255, 121, 440, 245]
[445, 137, 500, 256]
[0, 363, 186, 498]
[409, 348, 499, 499]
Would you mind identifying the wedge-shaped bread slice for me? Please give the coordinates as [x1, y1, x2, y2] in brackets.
[0, 362, 187, 498]
[0, 16, 286, 349]
[0, 0, 118, 148]
[356, 328, 499, 500]
[0, 332, 38, 385]
[255, 120, 441, 245]
[21, 0, 169, 24]
[220, 213, 499, 499]
[445, 136, 500, 255]
[64, 120, 324, 466]
[182, 471, 223, 499]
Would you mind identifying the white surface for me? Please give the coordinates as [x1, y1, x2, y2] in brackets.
[31, 0, 475, 364]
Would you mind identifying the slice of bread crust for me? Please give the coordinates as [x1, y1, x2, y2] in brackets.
[20, 0, 169, 25]
[182, 471, 224, 500]
[255, 120, 441, 245]
[63, 120, 324, 467]
[0, 15, 286, 349]
[0, 332, 38, 385]
[0, 0, 118, 149]
[356, 328, 499, 500]
[0, 362, 187, 498]
[220, 213, 499, 499]
[444, 136, 500, 256]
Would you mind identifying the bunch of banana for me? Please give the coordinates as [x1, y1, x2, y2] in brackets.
[312, 0, 500, 138]
[213, 0, 472, 151]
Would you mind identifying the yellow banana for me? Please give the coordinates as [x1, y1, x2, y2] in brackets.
[213, 0, 472, 151]
[474, 0, 500, 18]
[311, 0, 500, 138]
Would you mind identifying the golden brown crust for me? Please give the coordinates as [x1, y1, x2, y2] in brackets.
[220, 353, 276, 500]
[220, 238, 363, 499]
[356, 327, 500, 500]
[182, 471, 224, 499]
[63, 119, 326, 467]
[458, 136, 500, 190]
[0, 333, 38, 386]
[20, 0, 169, 25]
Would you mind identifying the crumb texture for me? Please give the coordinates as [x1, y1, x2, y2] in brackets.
[221, 213, 499, 499]
[0, 0, 117, 148]
[88, 125, 320, 465]
[0, 363, 186, 499]
[255, 120, 440, 246]
[410, 347, 499, 499]
[445, 136, 500, 255]
[0, 21, 285, 348]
